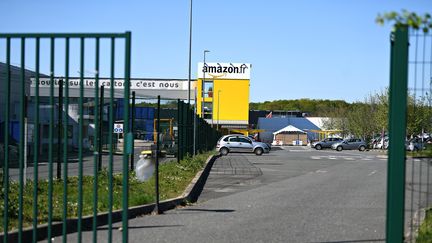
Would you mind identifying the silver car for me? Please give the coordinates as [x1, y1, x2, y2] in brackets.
[311, 137, 343, 150]
[331, 138, 367, 151]
[216, 134, 270, 156]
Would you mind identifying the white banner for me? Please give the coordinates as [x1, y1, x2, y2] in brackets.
[197, 62, 251, 79]
[30, 78, 187, 90]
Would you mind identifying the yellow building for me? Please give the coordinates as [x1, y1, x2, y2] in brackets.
[196, 62, 251, 129]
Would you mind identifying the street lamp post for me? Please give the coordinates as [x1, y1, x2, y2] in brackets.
[202, 50, 210, 119]
[187, 0, 193, 104]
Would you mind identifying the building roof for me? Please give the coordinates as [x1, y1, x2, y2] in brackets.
[273, 125, 306, 135]
[257, 117, 321, 132]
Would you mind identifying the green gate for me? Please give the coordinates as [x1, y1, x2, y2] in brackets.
[386, 27, 432, 242]
[0, 33, 132, 243]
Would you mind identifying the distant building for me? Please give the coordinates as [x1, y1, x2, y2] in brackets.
[249, 110, 304, 128]
[257, 117, 321, 143]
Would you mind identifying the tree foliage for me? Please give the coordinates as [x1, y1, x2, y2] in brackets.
[250, 99, 349, 116]
[253, 90, 432, 141]
[376, 10, 432, 33]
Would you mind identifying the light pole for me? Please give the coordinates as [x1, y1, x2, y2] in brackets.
[202, 50, 210, 119]
[187, 0, 193, 104]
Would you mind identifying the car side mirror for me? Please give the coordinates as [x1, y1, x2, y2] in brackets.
[343, 141, 348, 144]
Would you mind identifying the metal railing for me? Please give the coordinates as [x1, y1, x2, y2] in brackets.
[0, 32, 221, 243]
[0, 32, 132, 243]
[386, 28, 432, 243]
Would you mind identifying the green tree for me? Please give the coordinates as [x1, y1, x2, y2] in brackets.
[376, 10, 432, 33]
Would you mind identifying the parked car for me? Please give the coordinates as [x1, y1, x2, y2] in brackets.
[331, 138, 367, 151]
[311, 137, 343, 150]
[248, 135, 272, 151]
[406, 137, 426, 152]
[216, 134, 270, 156]
[375, 136, 389, 149]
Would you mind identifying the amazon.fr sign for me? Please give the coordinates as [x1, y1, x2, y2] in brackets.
[197, 62, 251, 80]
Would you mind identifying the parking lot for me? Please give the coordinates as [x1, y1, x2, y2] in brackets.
[69, 145, 392, 242]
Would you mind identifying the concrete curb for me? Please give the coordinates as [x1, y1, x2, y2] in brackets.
[1, 154, 218, 243]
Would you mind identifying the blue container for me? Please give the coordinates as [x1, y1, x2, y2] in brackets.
[148, 108, 155, 119]
[10, 121, 20, 142]
[134, 108, 141, 119]
[141, 107, 148, 119]
[139, 107, 146, 119]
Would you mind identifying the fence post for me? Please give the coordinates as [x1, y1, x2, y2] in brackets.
[177, 99, 181, 163]
[154, 95, 161, 214]
[131, 91, 135, 170]
[386, 26, 409, 243]
[99, 85, 104, 171]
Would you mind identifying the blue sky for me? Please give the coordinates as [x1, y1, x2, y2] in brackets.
[1, 0, 431, 103]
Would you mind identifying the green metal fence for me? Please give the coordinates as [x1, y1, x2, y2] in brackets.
[0, 33, 132, 243]
[0, 32, 221, 243]
[177, 100, 220, 162]
[386, 28, 432, 243]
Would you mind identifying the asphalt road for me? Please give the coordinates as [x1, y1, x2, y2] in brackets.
[64, 146, 390, 243]
[7, 146, 173, 180]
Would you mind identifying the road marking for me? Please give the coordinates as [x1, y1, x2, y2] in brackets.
[368, 170, 377, 176]
[214, 188, 236, 193]
[315, 170, 328, 173]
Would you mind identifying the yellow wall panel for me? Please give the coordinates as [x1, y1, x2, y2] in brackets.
[197, 78, 249, 123]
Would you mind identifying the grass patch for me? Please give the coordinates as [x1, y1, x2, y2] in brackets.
[0, 152, 214, 232]
[417, 208, 432, 243]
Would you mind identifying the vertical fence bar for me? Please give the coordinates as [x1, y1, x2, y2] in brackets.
[32, 37, 40, 243]
[122, 31, 132, 243]
[62, 37, 70, 243]
[183, 103, 187, 156]
[409, 32, 419, 243]
[99, 85, 104, 171]
[92, 37, 100, 243]
[386, 27, 409, 243]
[427, 33, 432, 209]
[57, 78, 63, 180]
[18, 37, 25, 243]
[3, 37, 11, 243]
[154, 96, 161, 214]
[178, 101, 182, 161]
[77, 37, 85, 243]
[177, 99, 181, 163]
[416, 33, 428, 230]
[108, 37, 115, 243]
[131, 91, 135, 170]
[47, 37, 55, 243]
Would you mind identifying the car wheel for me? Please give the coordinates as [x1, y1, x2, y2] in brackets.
[220, 147, 229, 156]
[359, 145, 366, 151]
[254, 147, 263, 156]
[336, 146, 343, 151]
[315, 144, 322, 150]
